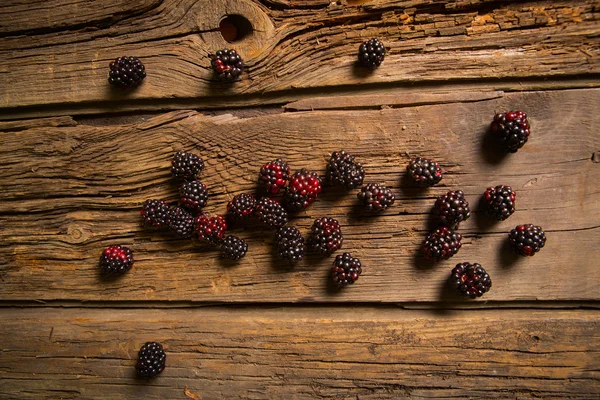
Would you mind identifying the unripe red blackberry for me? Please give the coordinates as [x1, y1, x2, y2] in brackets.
[136, 342, 166, 378]
[255, 197, 288, 229]
[331, 252, 362, 288]
[258, 158, 290, 194]
[482, 185, 516, 221]
[179, 181, 208, 212]
[421, 227, 462, 261]
[450, 262, 492, 298]
[171, 151, 204, 181]
[326, 150, 365, 189]
[357, 183, 395, 212]
[195, 213, 227, 244]
[99, 245, 133, 275]
[108, 56, 146, 88]
[508, 224, 546, 256]
[433, 190, 471, 228]
[211, 49, 244, 82]
[407, 157, 443, 186]
[311, 217, 343, 255]
[358, 38, 385, 68]
[284, 169, 323, 212]
[491, 111, 531, 153]
[140, 199, 170, 228]
[227, 193, 256, 221]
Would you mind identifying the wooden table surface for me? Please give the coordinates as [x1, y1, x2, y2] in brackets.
[1, 0, 599, 399]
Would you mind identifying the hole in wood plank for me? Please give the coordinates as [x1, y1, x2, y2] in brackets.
[219, 15, 253, 43]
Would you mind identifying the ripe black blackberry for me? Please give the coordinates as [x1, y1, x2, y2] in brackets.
[167, 207, 195, 238]
[433, 190, 471, 228]
[179, 181, 208, 211]
[275, 226, 305, 263]
[326, 150, 365, 189]
[171, 151, 204, 180]
[491, 111, 531, 153]
[450, 262, 492, 298]
[407, 157, 443, 186]
[357, 183, 395, 212]
[421, 227, 462, 261]
[255, 197, 288, 229]
[311, 217, 343, 255]
[483, 185, 516, 221]
[331, 252, 362, 288]
[358, 38, 385, 68]
[258, 158, 290, 194]
[195, 213, 227, 244]
[108, 56, 146, 88]
[211, 49, 244, 82]
[99, 245, 133, 275]
[284, 169, 323, 212]
[227, 193, 256, 221]
[140, 199, 170, 228]
[508, 224, 546, 256]
[136, 342, 166, 378]
[220, 235, 248, 260]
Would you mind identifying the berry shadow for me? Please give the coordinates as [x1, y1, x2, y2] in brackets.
[398, 172, 432, 200]
[473, 196, 499, 231]
[480, 127, 510, 165]
[498, 238, 522, 269]
[410, 246, 437, 271]
[431, 277, 461, 316]
[351, 62, 376, 78]
[347, 202, 390, 224]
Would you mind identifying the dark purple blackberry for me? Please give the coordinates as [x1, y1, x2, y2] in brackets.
[258, 158, 290, 194]
[136, 342, 166, 378]
[358, 38, 385, 68]
[508, 224, 546, 256]
[483, 185, 516, 221]
[171, 151, 204, 180]
[255, 197, 288, 229]
[195, 213, 227, 244]
[450, 262, 492, 298]
[108, 56, 146, 89]
[179, 181, 208, 211]
[227, 193, 256, 221]
[167, 207, 195, 238]
[99, 245, 133, 275]
[140, 199, 170, 228]
[491, 111, 531, 153]
[407, 157, 443, 186]
[421, 227, 462, 261]
[220, 235, 248, 260]
[211, 49, 244, 82]
[433, 190, 471, 228]
[311, 217, 343, 255]
[284, 169, 323, 212]
[275, 226, 305, 263]
[326, 150, 365, 189]
[357, 183, 395, 212]
[331, 252, 362, 288]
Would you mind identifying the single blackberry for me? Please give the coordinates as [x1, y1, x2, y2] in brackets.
[108, 56, 146, 89]
[357, 183, 395, 212]
[136, 342, 166, 378]
[275, 226, 305, 263]
[331, 252, 362, 288]
[258, 158, 290, 194]
[227, 193, 256, 221]
[220, 235, 248, 260]
[284, 169, 323, 212]
[179, 181, 208, 211]
[311, 217, 343, 255]
[195, 213, 227, 244]
[326, 150, 365, 189]
[433, 190, 471, 228]
[508, 224, 546, 256]
[450, 262, 492, 298]
[421, 227, 462, 261]
[358, 38, 386, 68]
[171, 151, 204, 180]
[407, 157, 443, 186]
[255, 197, 288, 229]
[491, 111, 531, 153]
[483, 185, 516, 221]
[211, 49, 244, 82]
[99, 245, 133, 275]
[140, 199, 170, 228]
[167, 207, 195, 238]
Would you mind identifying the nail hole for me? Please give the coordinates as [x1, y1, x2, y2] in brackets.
[219, 15, 253, 43]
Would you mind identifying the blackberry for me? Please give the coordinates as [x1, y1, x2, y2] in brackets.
[179, 181, 208, 211]
[331, 252, 362, 288]
[433, 190, 471, 228]
[171, 151, 204, 180]
[275, 226, 305, 263]
[99, 245, 133, 275]
[491, 111, 531, 153]
[211, 49, 244, 82]
[108, 56, 146, 89]
[255, 197, 288, 229]
[450, 262, 492, 298]
[357, 183, 395, 212]
[407, 157, 443, 186]
[140, 199, 170, 228]
[258, 158, 290, 194]
[136, 342, 166, 378]
[284, 169, 323, 212]
[167, 207, 195, 238]
[311, 217, 343, 255]
[508, 224, 546, 256]
[227, 193, 256, 221]
[220, 235, 248, 260]
[421, 227, 462, 261]
[358, 38, 386, 68]
[195, 213, 227, 244]
[326, 150, 365, 189]
[483, 185, 516, 221]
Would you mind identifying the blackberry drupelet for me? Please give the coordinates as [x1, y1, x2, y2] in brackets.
[357, 183, 395, 212]
[311, 217, 343, 255]
[450, 262, 492, 298]
[220, 235, 248, 260]
[508, 224, 546, 256]
[483, 185, 516, 221]
[108, 56, 146, 88]
[491, 111, 531, 153]
[433, 190, 471, 228]
[211, 49, 244, 82]
[258, 158, 290, 194]
[171, 151, 204, 180]
[284, 169, 323, 212]
[227, 193, 256, 221]
[179, 181, 208, 211]
[140, 199, 170, 228]
[136, 342, 166, 378]
[167, 207, 195, 238]
[331, 252, 362, 288]
[99, 245, 133, 275]
[407, 157, 443, 186]
[254, 197, 288, 229]
[357, 38, 386, 68]
[421, 227, 462, 261]
[195, 213, 227, 244]
[275, 226, 305, 263]
[326, 150, 365, 189]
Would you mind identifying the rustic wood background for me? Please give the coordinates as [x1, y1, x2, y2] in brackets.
[1, 0, 599, 399]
